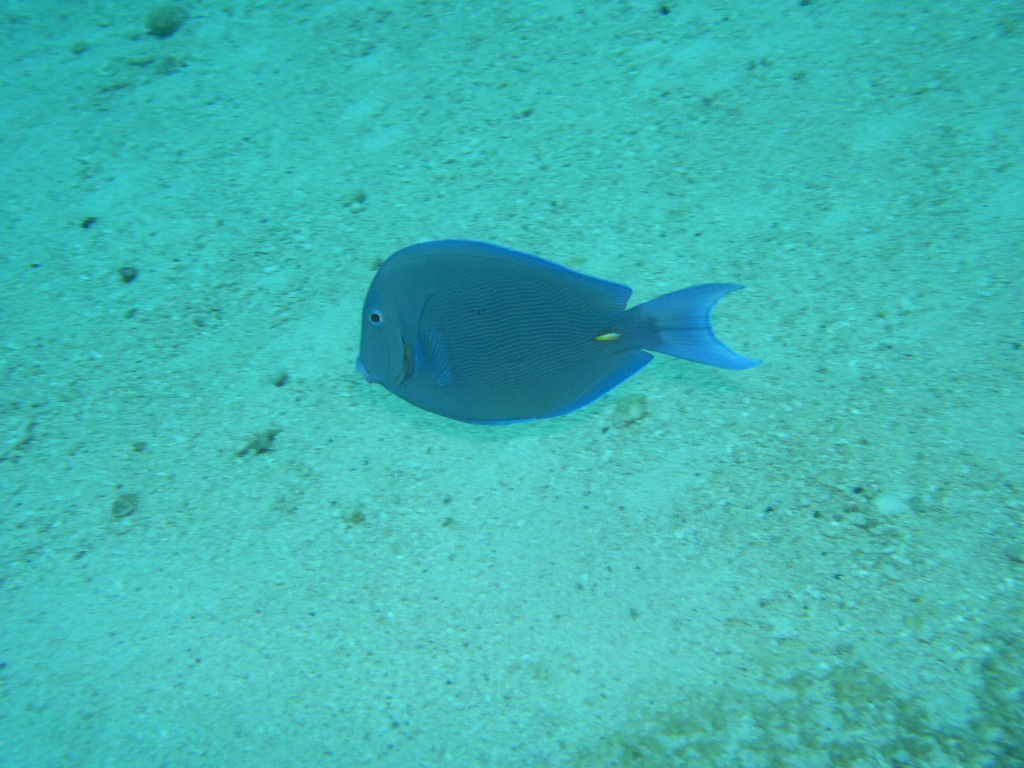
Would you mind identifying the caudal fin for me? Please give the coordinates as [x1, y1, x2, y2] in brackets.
[634, 283, 761, 370]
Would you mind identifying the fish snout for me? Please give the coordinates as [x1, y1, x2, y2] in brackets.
[356, 358, 375, 382]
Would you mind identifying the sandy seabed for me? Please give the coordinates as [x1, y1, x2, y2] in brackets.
[1, 1, 1021, 766]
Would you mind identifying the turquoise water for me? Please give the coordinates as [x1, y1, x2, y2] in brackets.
[1, 1, 1021, 766]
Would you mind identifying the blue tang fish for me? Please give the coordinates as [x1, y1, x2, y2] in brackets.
[357, 240, 759, 424]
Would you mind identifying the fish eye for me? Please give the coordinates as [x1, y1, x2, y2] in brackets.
[368, 309, 384, 326]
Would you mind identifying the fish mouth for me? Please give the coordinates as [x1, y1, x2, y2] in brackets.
[356, 358, 374, 382]
[357, 340, 411, 387]
[357, 355, 402, 386]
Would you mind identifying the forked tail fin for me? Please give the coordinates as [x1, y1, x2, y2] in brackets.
[633, 283, 761, 370]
